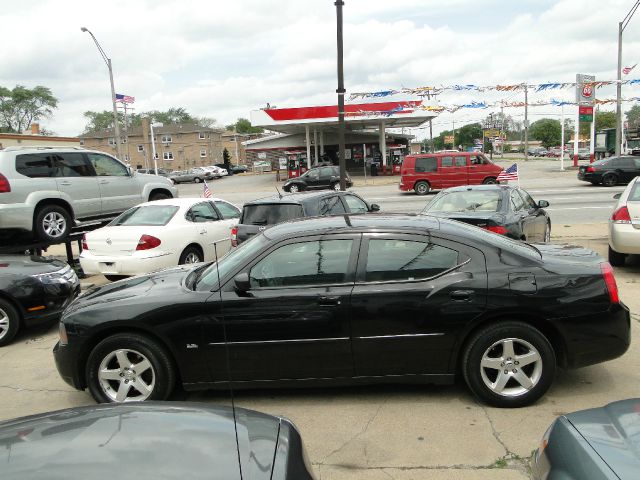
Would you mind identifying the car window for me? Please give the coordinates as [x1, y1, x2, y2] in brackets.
[110, 205, 179, 226]
[320, 167, 334, 177]
[249, 239, 353, 288]
[343, 195, 368, 213]
[633, 158, 640, 169]
[425, 190, 501, 213]
[318, 196, 347, 215]
[186, 202, 220, 222]
[87, 153, 128, 176]
[213, 201, 240, 219]
[510, 191, 525, 211]
[415, 157, 437, 173]
[241, 204, 305, 225]
[15, 153, 52, 178]
[471, 155, 486, 165]
[518, 189, 537, 209]
[51, 153, 94, 177]
[365, 239, 459, 282]
[441, 156, 454, 167]
[305, 170, 320, 181]
[454, 156, 467, 167]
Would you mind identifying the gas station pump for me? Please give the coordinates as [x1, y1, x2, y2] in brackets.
[285, 151, 308, 179]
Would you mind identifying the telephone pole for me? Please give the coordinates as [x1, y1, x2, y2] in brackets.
[335, 0, 347, 190]
[524, 83, 529, 161]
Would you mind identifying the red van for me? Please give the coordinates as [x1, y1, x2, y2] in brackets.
[399, 152, 503, 195]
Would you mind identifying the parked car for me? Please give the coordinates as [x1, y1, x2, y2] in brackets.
[532, 398, 640, 479]
[608, 176, 640, 266]
[421, 185, 551, 242]
[231, 164, 248, 174]
[201, 166, 227, 178]
[168, 170, 196, 184]
[578, 156, 640, 186]
[283, 166, 352, 193]
[189, 167, 214, 182]
[136, 168, 170, 177]
[253, 160, 272, 171]
[0, 403, 315, 479]
[54, 214, 629, 407]
[399, 151, 503, 195]
[578, 147, 591, 160]
[80, 197, 240, 281]
[527, 147, 548, 157]
[0, 255, 79, 347]
[0, 147, 177, 242]
[214, 164, 232, 176]
[233, 190, 379, 246]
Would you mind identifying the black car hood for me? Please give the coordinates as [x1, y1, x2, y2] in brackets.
[565, 399, 640, 478]
[0, 255, 67, 275]
[0, 403, 282, 480]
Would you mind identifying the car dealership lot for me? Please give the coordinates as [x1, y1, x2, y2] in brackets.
[1, 225, 638, 479]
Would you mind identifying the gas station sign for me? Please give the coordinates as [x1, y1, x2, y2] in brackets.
[579, 105, 594, 122]
[576, 74, 595, 106]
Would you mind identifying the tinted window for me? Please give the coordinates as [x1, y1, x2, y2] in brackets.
[110, 205, 178, 226]
[441, 156, 454, 167]
[88, 153, 128, 176]
[318, 196, 347, 215]
[15, 154, 52, 178]
[365, 239, 459, 282]
[633, 158, 640, 169]
[249, 239, 353, 288]
[343, 195, 368, 213]
[454, 156, 467, 167]
[213, 201, 240, 219]
[241, 204, 304, 225]
[51, 153, 93, 177]
[510, 191, 525, 211]
[320, 167, 335, 177]
[426, 190, 501, 213]
[186, 202, 220, 222]
[305, 170, 319, 180]
[518, 189, 537, 209]
[415, 157, 437, 173]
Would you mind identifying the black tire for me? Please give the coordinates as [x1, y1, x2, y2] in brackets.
[104, 275, 129, 282]
[414, 181, 430, 195]
[602, 173, 618, 187]
[608, 245, 626, 267]
[86, 333, 175, 403]
[332, 182, 341, 191]
[194, 177, 202, 183]
[179, 246, 203, 265]
[149, 191, 171, 201]
[34, 204, 71, 242]
[462, 321, 556, 408]
[0, 298, 20, 347]
[288, 184, 301, 193]
[483, 177, 498, 185]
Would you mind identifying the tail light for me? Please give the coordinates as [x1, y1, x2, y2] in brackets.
[136, 234, 161, 250]
[611, 206, 631, 224]
[230, 226, 238, 247]
[0, 173, 10, 193]
[586, 166, 595, 173]
[482, 225, 509, 235]
[81, 234, 89, 251]
[601, 262, 619, 304]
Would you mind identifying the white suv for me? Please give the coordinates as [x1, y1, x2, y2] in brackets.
[0, 147, 178, 242]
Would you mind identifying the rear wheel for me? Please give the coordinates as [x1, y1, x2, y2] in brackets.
[602, 173, 618, 187]
[608, 246, 626, 267]
[414, 181, 430, 195]
[332, 182, 341, 191]
[179, 246, 203, 265]
[483, 177, 498, 184]
[0, 299, 20, 347]
[149, 191, 171, 201]
[194, 177, 202, 183]
[34, 205, 71, 242]
[462, 322, 556, 407]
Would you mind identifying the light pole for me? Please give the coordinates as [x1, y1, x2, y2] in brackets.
[335, 0, 346, 191]
[150, 122, 164, 174]
[616, 1, 640, 157]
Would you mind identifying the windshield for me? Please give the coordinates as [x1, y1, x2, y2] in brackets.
[425, 190, 501, 213]
[109, 205, 179, 226]
[196, 234, 270, 290]
[241, 204, 304, 225]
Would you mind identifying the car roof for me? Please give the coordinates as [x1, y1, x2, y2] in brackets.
[245, 190, 355, 206]
[437, 184, 515, 194]
[137, 197, 228, 208]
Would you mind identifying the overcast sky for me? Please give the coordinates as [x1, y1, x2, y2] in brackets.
[1, 0, 639, 139]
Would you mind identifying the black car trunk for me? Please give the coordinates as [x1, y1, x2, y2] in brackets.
[237, 203, 305, 245]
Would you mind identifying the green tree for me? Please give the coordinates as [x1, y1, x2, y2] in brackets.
[529, 118, 561, 148]
[82, 108, 216, 134]
[596, 110, 616, 131]
[626, 105, 640, 129]
[456, 123, 482, 149]
[222, 147, 231, 166]
[82, 110, 126, 133]
[0, 85, 58, 133]
[227, 118, 264, 134]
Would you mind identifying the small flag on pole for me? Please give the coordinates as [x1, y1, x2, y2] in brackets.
[623, 64, 637, 75]
[115, 93, 135, 103]
[497, 163, 518, 182]
[203, 181, 212, 198]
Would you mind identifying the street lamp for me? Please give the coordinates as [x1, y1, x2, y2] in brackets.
[80, 27, 122, 160]
[150, 122, 164, 174]
[615, 1, 640, 157]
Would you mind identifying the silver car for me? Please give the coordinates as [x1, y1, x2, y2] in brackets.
[0, 147, 178, 242]
[608, 175, 640, 266]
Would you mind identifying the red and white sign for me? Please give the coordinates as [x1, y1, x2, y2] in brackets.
[581, 84, 593, 98]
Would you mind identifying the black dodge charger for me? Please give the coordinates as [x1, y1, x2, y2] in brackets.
[54, 215, 630, 408]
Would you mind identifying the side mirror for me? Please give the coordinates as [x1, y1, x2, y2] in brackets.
[369, 203, 380, 212]
[613, 193, 622, 200]
[234, 272, 250, 292]
[127, 166, 134, 176]
[537, 200, 550, 208]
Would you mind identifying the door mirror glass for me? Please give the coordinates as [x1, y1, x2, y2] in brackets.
[537, 200, 550, 208]
[234, 272, 250, 292]
[369, 203, 380, 212]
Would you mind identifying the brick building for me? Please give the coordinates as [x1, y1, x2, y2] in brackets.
[0, 124, 80, 149]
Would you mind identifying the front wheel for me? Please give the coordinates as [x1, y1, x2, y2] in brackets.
[86, 333, 175, 403]
[288, 184, 300, 193]
[608, 245, 626, 267]
[194, 177, 202, 183]
[602, 174, 618, 187]
[462, 322, 556, 408]
[483, 177, 497, 185]
[0, 299, 20, 347]
[332, 182, 341, 191]
[414, 181, 430, 195]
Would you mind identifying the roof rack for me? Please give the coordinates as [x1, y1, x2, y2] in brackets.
[1, 146, 87, 152]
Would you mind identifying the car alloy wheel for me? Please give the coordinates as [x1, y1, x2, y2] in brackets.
[97, 348, 156, 402]
[602, 174, 617, 187]
[0, 300, 20, 347]
[43, 212, 67, 238]
[483, 177, 497, 184]
[414, 181, 430, 195]
[179, 246, 203, 265]
[194, 177, 202, 183]
[289, 184, 299, 193]
[332, 182, 341, 191]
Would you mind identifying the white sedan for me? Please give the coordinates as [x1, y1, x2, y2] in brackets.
[80, 197, 240, 280]
[609, 176, 640, 266]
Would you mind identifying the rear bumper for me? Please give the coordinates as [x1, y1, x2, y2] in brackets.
[609, 222, 640, 254]
[577, 171, 601, 183]
[0, 203, 34, 231]
[80, 251, 177, 276]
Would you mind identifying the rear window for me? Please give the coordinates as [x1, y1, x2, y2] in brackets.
[629, 182, 640, 201]
[241, 203, 305, 226]
[110, 205, 179, 226]
[415, 157, 437, 173]
[426, 190, 501, 213]
[16, 154, 52, 178]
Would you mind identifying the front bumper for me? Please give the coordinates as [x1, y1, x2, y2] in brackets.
[80, 251, 177, 276]
[53, 340, 84, 390]
[609, 222, 640, 255]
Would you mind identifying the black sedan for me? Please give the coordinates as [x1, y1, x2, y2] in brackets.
[0, 402, 315, 479]
[54, 215, 629, 408]
[578, 156, 640, 186]
[283, 165, 353, 193]
[0, 255, 79, 347]
[533, 398, 640, 479]
[421, 185, 551, 242]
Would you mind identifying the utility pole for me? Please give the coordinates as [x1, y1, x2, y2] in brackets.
[523, 84, 529, 161]
[500, 102, 505, 158]
[335, 0, 347, 190]
[427, 91, 433, 152]
[616, 1, 640, 157]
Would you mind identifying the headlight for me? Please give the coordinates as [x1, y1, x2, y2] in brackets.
[32, 265, 78, 284]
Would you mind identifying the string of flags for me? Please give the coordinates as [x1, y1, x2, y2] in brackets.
[349, 79, 640, 100]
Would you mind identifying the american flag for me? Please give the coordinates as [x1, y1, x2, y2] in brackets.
[623, 64, 637, 75]
[497, 163, 518, 182]
[203, 181, 212, 198]
[115, 93, 135, 103]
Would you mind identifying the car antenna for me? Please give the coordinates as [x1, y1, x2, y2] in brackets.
[213, 242, 244, 479]
[275, 186, 283, 199]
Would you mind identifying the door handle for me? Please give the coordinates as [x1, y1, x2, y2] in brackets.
[99, 180, 109, 184]
[199, 229, 207, 235]
[450, 290, 473, 301]
[318, 296, 341, 306]
[59, 181, 71, 186]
